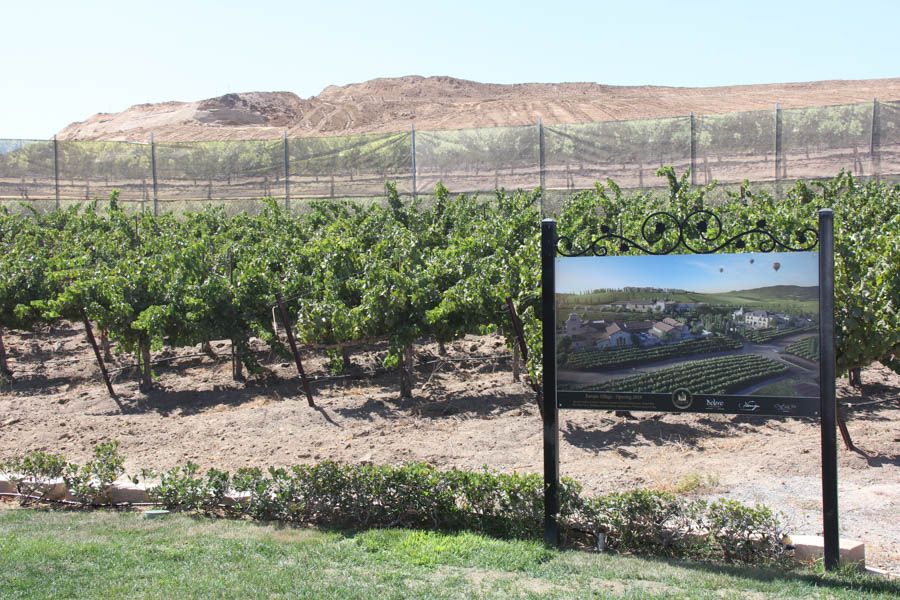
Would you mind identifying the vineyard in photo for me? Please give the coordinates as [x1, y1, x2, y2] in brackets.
[561, 335, 743, 371]
[786, 335, 821, 362]
[562, 354, 790, 395]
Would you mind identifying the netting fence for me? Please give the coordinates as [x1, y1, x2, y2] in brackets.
[2, 100, 899, 215]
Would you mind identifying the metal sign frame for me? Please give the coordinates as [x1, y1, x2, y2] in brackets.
[541, 209, 838, 569]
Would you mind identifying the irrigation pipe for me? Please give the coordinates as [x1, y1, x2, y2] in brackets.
[839, 396, 900, 408]
[0, 492, 166, 508]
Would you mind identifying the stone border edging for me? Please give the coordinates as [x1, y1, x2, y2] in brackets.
[0, 473, 250, 506]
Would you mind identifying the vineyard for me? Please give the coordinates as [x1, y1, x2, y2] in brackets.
[786, 336, 821, 362]
[742, 326, 817, 344]
[1, 169, 899, 401]
[566, 354, 790, 395]
[0, 183, 541, 398]
[562, 335, 743, 371]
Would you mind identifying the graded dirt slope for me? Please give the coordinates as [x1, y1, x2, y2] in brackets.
[57, 75, 900, 142]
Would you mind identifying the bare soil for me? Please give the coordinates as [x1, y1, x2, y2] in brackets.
[1, 321, 898, 573]
[57, 76, 900, 142]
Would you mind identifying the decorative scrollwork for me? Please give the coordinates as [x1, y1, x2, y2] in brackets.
[556, 209, 818, 257]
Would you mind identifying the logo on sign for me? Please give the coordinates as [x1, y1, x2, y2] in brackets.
[774, 403, 797, 414]
[672, 388, 693, 410]
[705, 398, 725, 410]
[738, 400, 760, 412]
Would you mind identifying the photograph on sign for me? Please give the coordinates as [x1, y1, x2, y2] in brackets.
[555, 252, 820, 416]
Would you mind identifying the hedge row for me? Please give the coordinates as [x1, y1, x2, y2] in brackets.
[2, 442, 789, 567]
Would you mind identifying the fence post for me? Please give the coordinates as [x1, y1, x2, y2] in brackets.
[774, 103, 782, 199]
[410, 123, 417, 203]
[283, 131, 290, 211]
[539, 118, 545, 216]
[689, 112, 696, 187]
[53, 135, 60, 210]
[151, 133, 158, 216]
[871, 98, 880, 182]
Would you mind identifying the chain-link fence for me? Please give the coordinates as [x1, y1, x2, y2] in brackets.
[2, 100, 898, 215]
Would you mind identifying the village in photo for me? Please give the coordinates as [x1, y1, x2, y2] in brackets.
[556, 252, 820, 410]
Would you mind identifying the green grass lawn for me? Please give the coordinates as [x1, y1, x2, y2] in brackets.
[1, 509, 897, 599]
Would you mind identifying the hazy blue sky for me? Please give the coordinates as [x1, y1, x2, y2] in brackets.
[3, 0, 898, 139]
[556, 252, 819, 294]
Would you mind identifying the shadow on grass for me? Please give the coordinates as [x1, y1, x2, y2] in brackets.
[638, 554, 900, 596]
[6, 504, 896, 595]
[183, 513, 899, 595]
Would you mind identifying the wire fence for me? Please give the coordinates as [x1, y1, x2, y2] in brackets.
[2, 99, 899, 216]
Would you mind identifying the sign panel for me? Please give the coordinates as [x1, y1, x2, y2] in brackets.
[555, 252, 820, 416]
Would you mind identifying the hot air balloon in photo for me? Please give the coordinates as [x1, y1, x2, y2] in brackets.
[772, 262, 781, 272]
[749, 258, 755, 264]
[719, 267, 724, 273]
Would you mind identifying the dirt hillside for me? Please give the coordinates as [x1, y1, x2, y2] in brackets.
[57, 75, 900, 142]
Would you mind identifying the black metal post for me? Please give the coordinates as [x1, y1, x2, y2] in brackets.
[283, 131, 290, 211]
[53, 135, 60, 210]
[410, 124, 417, 203]
[818, 208, 839, 570]
[538, 119, 545, 216]
[541, 219, 559, 547]
[151, 133, 159, 216]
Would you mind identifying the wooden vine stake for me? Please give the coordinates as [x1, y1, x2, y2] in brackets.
[232, 341, 244, 381]
[79, 308, 122, 410]
[228, 251, 243, 382]
[201, 341, 217, 359]
[505, 296, 543, 419]
[836, 400, 856, 451]
[0, 327, 12, 389]
[99, 328, 113, 362]
[399, 345, 414, 399]
[274, 291, 315, 407]
[512, 343, 520, 382]
[138, 335, 152, 391]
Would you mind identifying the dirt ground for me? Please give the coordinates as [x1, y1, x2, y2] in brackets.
[1, 321, 898, 573]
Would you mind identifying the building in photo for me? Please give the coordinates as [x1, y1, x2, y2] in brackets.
[745, 310, 781, 330]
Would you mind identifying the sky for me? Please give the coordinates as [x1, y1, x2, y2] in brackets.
[2, 0, 898, 139]
[555, 252, 819, 295]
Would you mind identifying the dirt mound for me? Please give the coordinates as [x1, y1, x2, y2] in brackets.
[57, 75, 900, 142]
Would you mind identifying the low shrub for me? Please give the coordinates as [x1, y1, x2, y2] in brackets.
[578, 490, 788, 566]
[584, 490, 697, 556]
[704, 499, 788, 565]
[144, 462, 205, 511]
[1, 443, 790, 566]
[63, 440, 125, 505]
[224, 461, 582, 540]
[1, 450, 67, 505]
